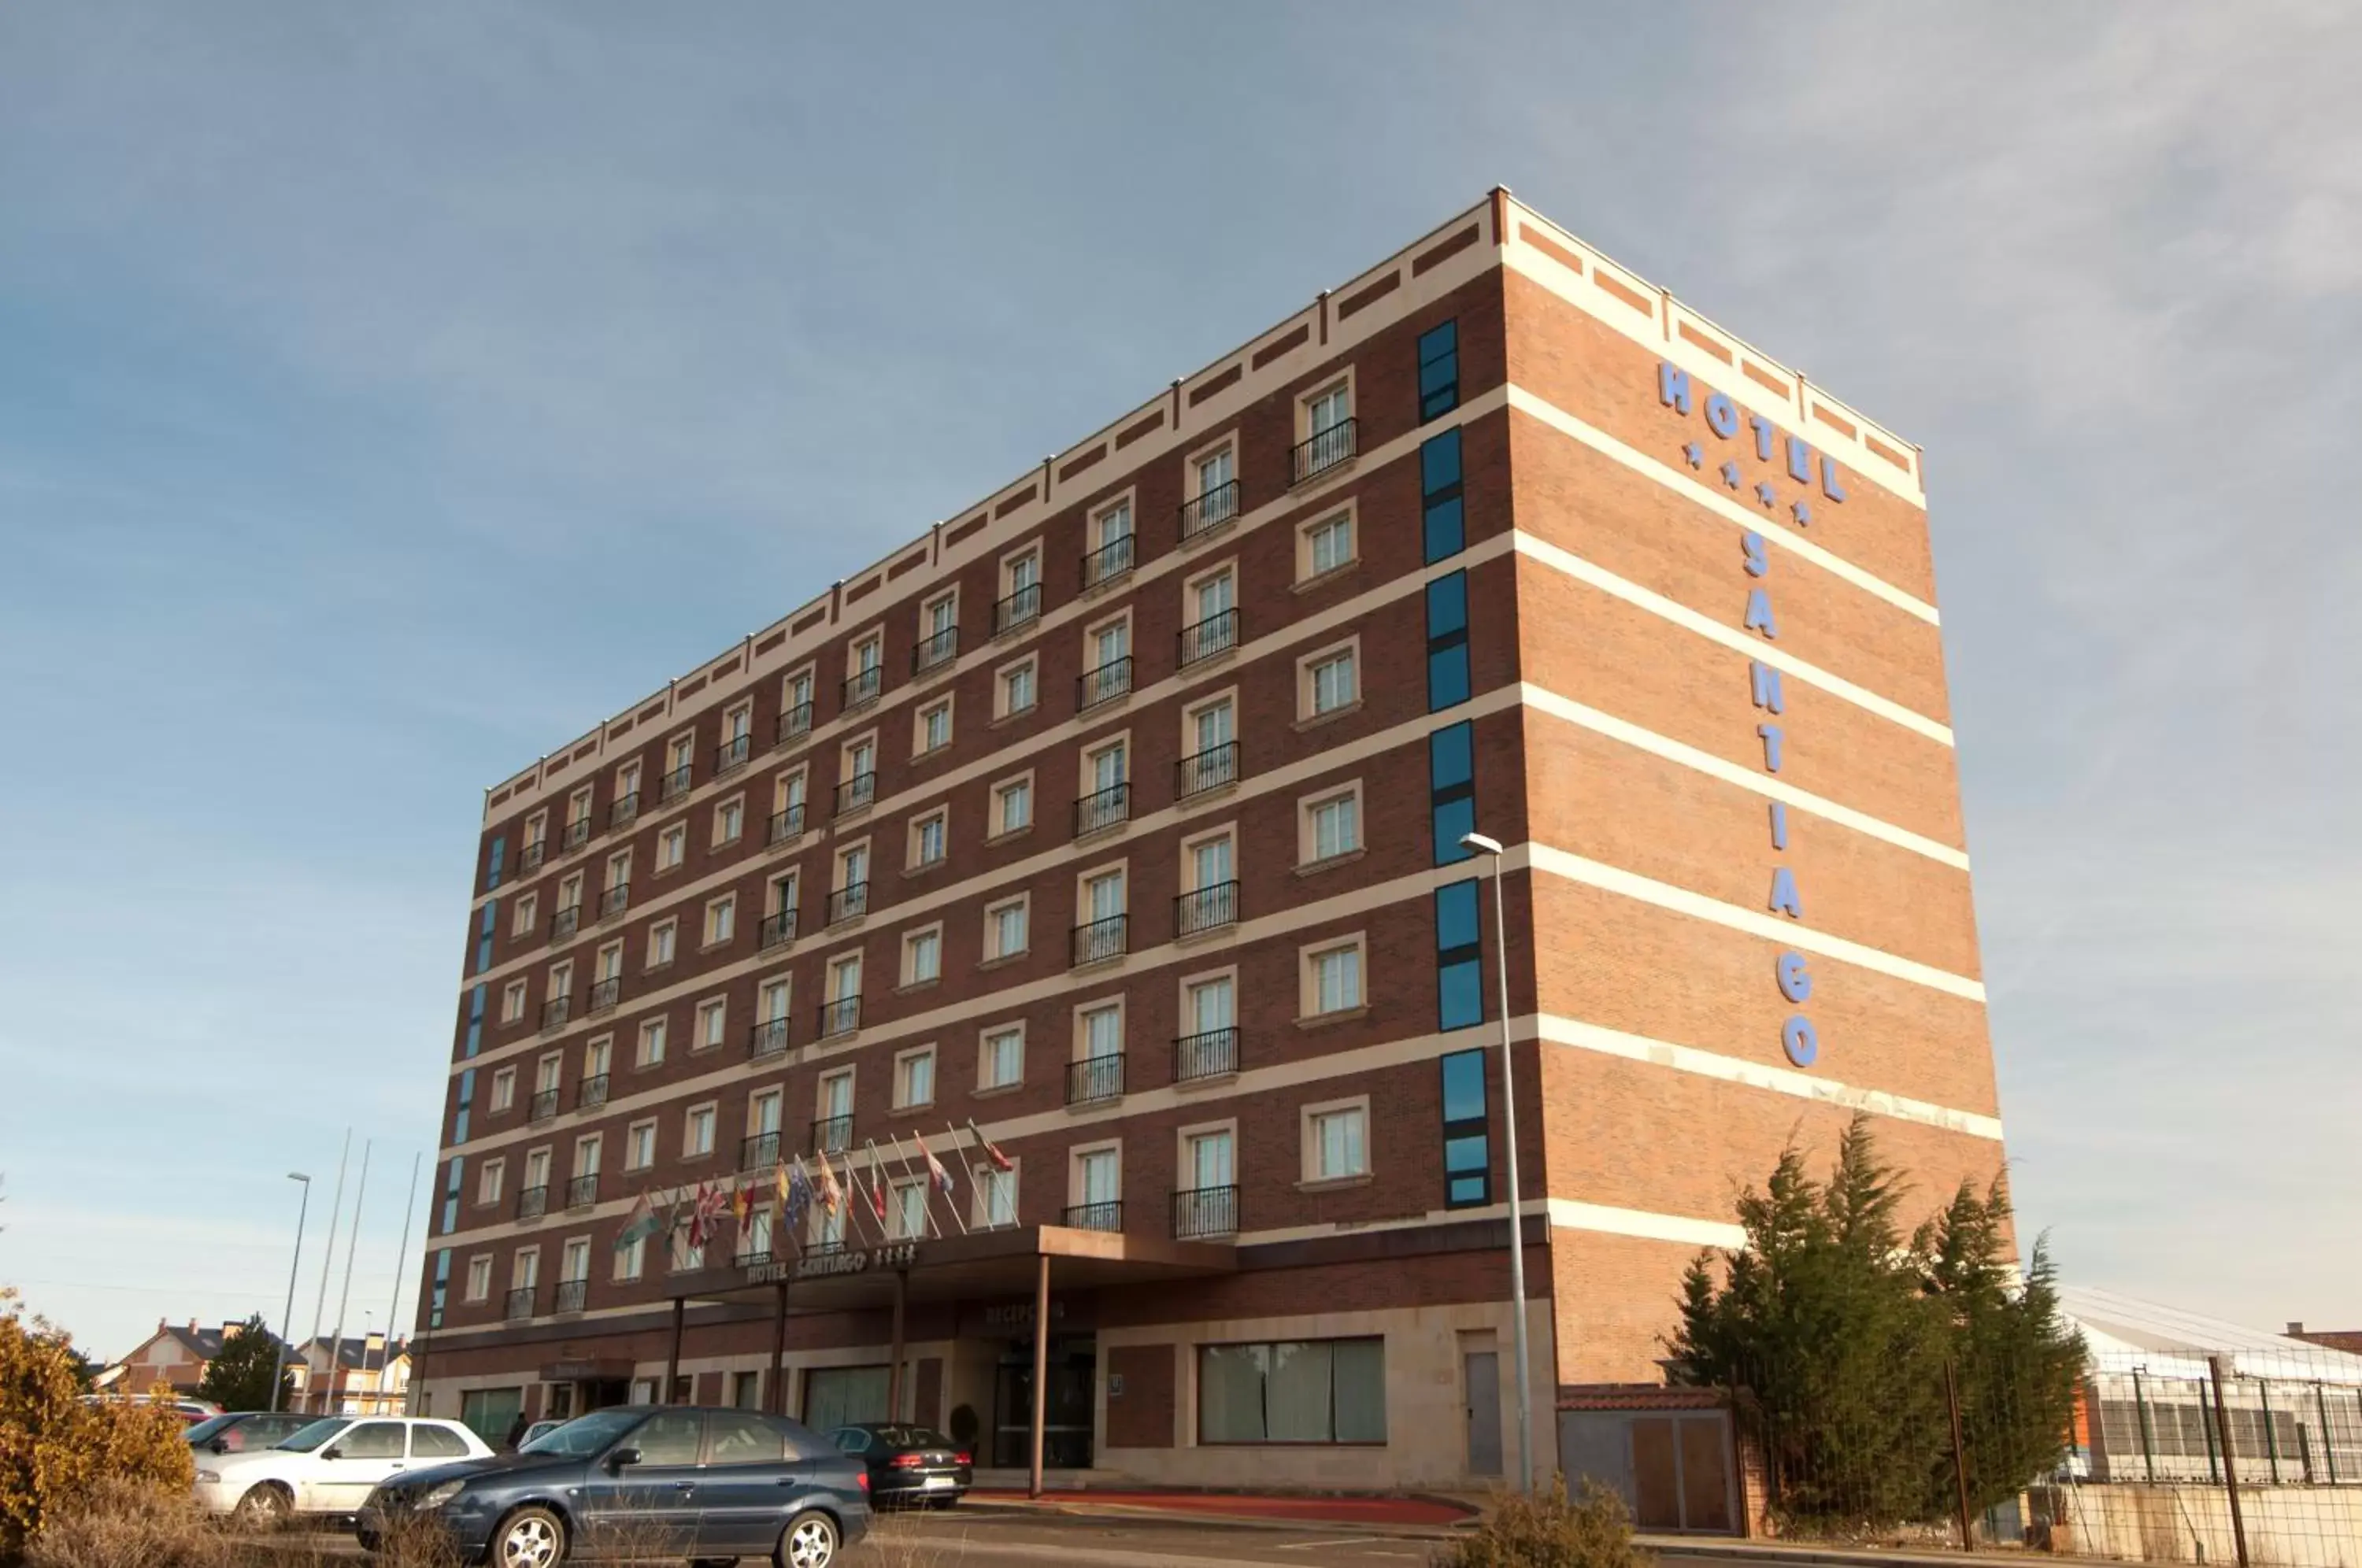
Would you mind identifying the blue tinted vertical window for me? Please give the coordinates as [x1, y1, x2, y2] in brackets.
[1418, 320, 1461, 422]
[1436, 879, 1484, 1030]
[1429, 722, 1476, 865]
[463, 984, 486, 1060]
[429, 1248, 451, 1329]
[1436, 879, 1481, 949]
[485, 834, 506, 891]
[453, 1068, 476, 1146]
[474, 900, 497, 975]
[1426, 571, 1472, 711]
[1440, 1048, 1490, 1207]
[439, 1158, 465, 1237]
[1421, 431, 1466, 564]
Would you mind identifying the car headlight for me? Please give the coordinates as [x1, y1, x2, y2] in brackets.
[194, 1470, 221, 1485]
[418, 1481, 468, 1510]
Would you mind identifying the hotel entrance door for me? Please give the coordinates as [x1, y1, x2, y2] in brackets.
[992, 1336, 1096, 1468]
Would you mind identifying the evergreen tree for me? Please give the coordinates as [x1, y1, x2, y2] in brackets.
[195, 1315, 291, 1412]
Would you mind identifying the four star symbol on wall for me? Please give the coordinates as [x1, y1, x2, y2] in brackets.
[1683, 442, 1703, 469]
[1754, 482, 1777, 508]
[1678, 439, 1826, 527]
[1719, 460, 1743, 490]
[1791, 500, 1812, 527]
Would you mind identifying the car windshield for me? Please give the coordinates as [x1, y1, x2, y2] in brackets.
[520, 1409, 644, 1457]
[183, 1415, 238, 1444]
[274, 1418, 354, 1453]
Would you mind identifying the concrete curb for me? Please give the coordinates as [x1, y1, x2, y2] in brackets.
[1635, 1537, 2001, 1568]
[957, 1493, 1472, 1540]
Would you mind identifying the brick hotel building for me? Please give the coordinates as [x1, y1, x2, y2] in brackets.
[411, 190, 2007, 1490]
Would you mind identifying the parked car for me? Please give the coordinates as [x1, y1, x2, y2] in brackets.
[84, 1392, 221, 1426]
[185, 1412, 314, 1454]
[823, 1423, 971, 1507]
[356, 1405, 868, 1568]
[193, 1415, 491, 1522]
[517, 1419, 564, 1450]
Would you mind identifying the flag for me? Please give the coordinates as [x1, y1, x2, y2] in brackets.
[914, 1130, 955, 1198]
[731, 1182, 753, 1230]
[786, 1159, 814, 1228]
[863, 1145, 888, 1222]
[613, 1190, 659, 1253]
[967, 1118, 1013, 1173]
[687, 1181, 711, 1248]
[815, 1151, 842, 1215]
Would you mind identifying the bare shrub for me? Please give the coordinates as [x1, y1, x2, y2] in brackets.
[24, 1480, 230, 1568]
[1433, 1477, 1656, 1568]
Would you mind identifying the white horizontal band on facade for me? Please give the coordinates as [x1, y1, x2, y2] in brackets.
[1544, 1197, 1748, 1252]
[1532, 1013, 2005, 1142]
[1522, 842, 1988, 1002]
[1512, 531, 1955, 748]
[1518, 685, 1969, 869]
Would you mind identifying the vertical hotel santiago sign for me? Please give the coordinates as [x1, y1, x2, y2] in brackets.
[1657, 363, 1846, 1071]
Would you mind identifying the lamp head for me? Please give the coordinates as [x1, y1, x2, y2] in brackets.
[1459, 831, 1505, 856]
[288, 1172, 311, 1183]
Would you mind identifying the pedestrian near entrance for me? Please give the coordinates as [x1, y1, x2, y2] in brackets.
[503, 1411, 529, 1452]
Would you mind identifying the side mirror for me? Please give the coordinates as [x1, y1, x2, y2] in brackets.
[209, 1440, 231, 1455]
[321, 1447, 344, 1461]
[605, 1447, 642, 1473]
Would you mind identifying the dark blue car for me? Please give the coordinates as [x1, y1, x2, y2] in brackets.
[355, 1406, 868, 1568]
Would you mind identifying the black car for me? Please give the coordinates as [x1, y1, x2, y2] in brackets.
[356, 1406, 868, 1568]
[823, 1423, 971, 1507]
[183, 1411, 313, 1455]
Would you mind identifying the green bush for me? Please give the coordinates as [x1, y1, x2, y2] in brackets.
[1434, 1476, 1653, 1568]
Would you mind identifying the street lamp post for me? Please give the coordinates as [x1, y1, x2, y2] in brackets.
[273, 1173, 312, 1414]
[1461, 830, 1532, 1494]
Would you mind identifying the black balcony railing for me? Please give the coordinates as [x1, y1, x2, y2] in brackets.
[539, 995, 572, 1031]
[736, 1247, 775, 1270]
[1179, 479, 1241, 540]
[747, 1017, 790, 1060]
[1178, 608, 1239, 668]
[817, 994, 861, 1037]
[826, 882, 869, 924]
[562, 816, 591, 852]
[1062, 1199, 1123, 1233]
[842, 665, 883, 712]
[913, 625, 958, 673]
[515, 1185, 548, 1222]
[505, 1285, 537, 1321]
[759, 908, 798, 950]
[1172, 1184, 1238, 1240]
[1174, 1025, 1239, 1083]
[1071, 913, 1127, 967]
[550, 903, 581, 941]
[660, 762, 694, 802]
[716, 733, 752, 775]
[565, 1174, 598, 1210]
[598, 882, 630, 920]
[528, 1087, 560, 1123]
[1074, 780, 1129, 838]
[576, 1072, 609, 1111]
[519, 839, 547, 874]
[1066, 1052, 1125, 1105]
[1077, 654, 1132, 712]
[589, 975, 621, 1014]
[1175, 880, 1239, 938]
[1291, 417, 1357, 484]
[835, 771, 876, 816]
[994, 582, 1041, 634]
[553, 1278, 588, 1315]
[1174, 741, 1238, 801]
[609, 792, 639, 830]
[768, 802, 805, 845]
[776, 701, 814, 745]
[812, 1113, 854, 1155]
[1080, 533, 1135, 591]
[741, 1130, 782, 1172]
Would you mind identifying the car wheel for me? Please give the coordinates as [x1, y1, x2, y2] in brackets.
[776, 1510, 839, 1568]
[234, 1484, 291, 1526]
[493, 1506, 567, 1568]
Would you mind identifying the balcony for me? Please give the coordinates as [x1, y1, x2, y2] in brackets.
[608, 792, 639, 830]
[812, 1113, 855, 1156]
[1173, 1026, 1239, 1084]
[817, 994, 861, 1038]
[539, 995, 572, 1033]
[741, 1130, 782, 1172]
[1066, 1052, 1124, 1106]
[505, 1286, 538, 1321]
[716, 733, 752, 775]
[576, 1072, 609, 1111]
[1076, 654, 1132, 712]
[1178, 479, 1240, 541]
[759, 909, 798, 951]
[842, 665, 883, 712]
[1073, 780, 1129, 838]
[1071, 913, 1127, 967]
[1174, 741, 1238, 801]
[1062, 1200, 1123, 1233]
[550, 903, 581, 941]
[826, 882, 869, 926]
[1178, 608, 1239, 668]
[518, 839, 547, 874]
[1291, 417, 1357, 486]
[736, 1246, 776, 1270]
[834, 771, 876, 817]
[515, 1185, 548, 1222]
[588, 975, 621, 1015]
[1172, 1184, 1238, 1241]
[598, 882, 630, 922]
[768, 802, 806, 845]
[1079, 532, 1134, 592]
[565, 1174, 598, 1210]
[994, 582, 1041, 635]
[913, 625, 958, 674]
[776, 701, 814, 746]
[747, 1017, 790, 1061]
[660, 763, 694, 803]
[561, 816, 591, 852]
[1175, 880, 1239, 939]
[553, 1278, 588, 1315]
[528, 1087, 560, 1124]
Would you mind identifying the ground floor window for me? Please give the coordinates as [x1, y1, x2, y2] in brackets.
[1198, 1337, 1386, 1444]
[802, 1364, 890, 1430]
[459, 1386, 524, 1445]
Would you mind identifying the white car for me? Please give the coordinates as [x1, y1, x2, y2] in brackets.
[192, 1415, 491, 1522]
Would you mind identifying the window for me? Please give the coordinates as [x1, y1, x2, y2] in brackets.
[1081, 614, 1131, 708]
[511, 893, 539, 937]
[980, 1026, 1024, 1090]
[583, 1034, 612, 1082]
[1418, 319, 1460, 420]
[696, 997, 728, 1052]
[647, 919, 677, 971]
[477, 1159, 505, 1205]
[1087, 497, 1135, 586]
[1199, 1338, 1386, 1444]
[1180, 564, 1237, 667]
[998, 656, 1038, 719]
[684, 1103, 716, 1159]
[889, 1177, 928, 1241]
[624, 1119, 657, 1171]
[561, 1237, 590, 1284]
[894, 1045, 936, 1110]
[1179, 695, 1235, 797]
[984, 896, 1028, 961]
[501, 981, 528, 1024]
[994, 775, 1033, 836]
[1304, 1099, 1370, 1182]
[1179, 830, 1235, 933]
[839, 735, 878, 814]
[657, 823, 687, 873]
[781, 666, 816, 738]
[1304, 937, 1365, 1017]
[909, 809, 947, 870]
[1079, 1001, 1123, 1062]
[1071, 1143, 1121, 1215]
[715, 796, 745, 846]
[489, 1068, 516, 1114]
[771, 768, 809, 841]
[998, 546, 1042, 632]
[974, 1160, 1018, 1229]
[1297, 381, 1353, 482]
[1441, 1048, 1490, 1207]
[1186, 442, 1237, 535]
[572, 1133, 602, 1179]
[636, 1016, 667, 1069]
[704, 894, 736, 947]
[1304, 645, 1357, 719]
[1303, 510, 1354, 580]
[917, 592, 958, 670]
[1435, 880, 1484, 1031]
[465, 1256, 493, 1303]
[535, 1054, 562, 1095]
[902, 926, 942, 987]
[1429, 722, 1477, 866]
[1426, 571, 1471, 710]
[1079, 740, 1127, 831]
[1422, 429, 1465, 563]
[1301, 785, 1361, 865]
[916, 697, 953, 756]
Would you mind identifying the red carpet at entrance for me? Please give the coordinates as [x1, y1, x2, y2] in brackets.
[967, 1488, 1474, 1525]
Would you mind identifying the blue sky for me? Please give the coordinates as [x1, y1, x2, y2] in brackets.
[3, 3, 2357, 1359]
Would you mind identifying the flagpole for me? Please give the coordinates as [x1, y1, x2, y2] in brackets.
[376, 1152, 420, 1414]
[920, 1129, 970, 1237]
[323, 1140, 372, 1416]
[304, 1130, 351, 1411]
[881, 1133, 930, 1237]
[942, 1122, 977, 1232]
